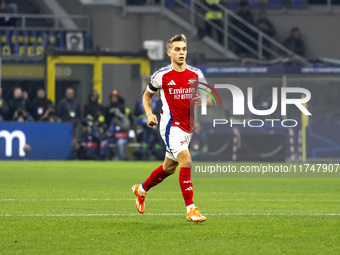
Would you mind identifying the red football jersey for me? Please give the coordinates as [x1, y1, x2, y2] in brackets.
[147, 64, 207, 133]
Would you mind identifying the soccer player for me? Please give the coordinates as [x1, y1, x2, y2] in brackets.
[132, 34, 212, 222]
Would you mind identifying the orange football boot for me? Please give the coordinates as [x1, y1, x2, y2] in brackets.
[132, 184, 147, 214]
[187, 207, 206, 222]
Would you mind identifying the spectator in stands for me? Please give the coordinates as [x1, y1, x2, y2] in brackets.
[257, 11, 276, 37]
[232, 1, 256, 57]
[236, 1, 255, 26]
[84, 89, 104, 119]
[103, 107, 130, 161]
[78, 120, 102, 160]
[84, 89, 106, 134]
[0, 87, 9, 121]
[31, 88, 52, 121]
[283, 27, 305, 57]
[8, 87, 31, 120]
[57, 87, 81, 136]
[256, 10, 276, 59]
[0, 0, 16, 27]
[106, 89, 126, 126]
[204, 0, 223, 44]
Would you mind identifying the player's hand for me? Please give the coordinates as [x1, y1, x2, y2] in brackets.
[192, 94, 202, 106]
[146, 113, 158, 127]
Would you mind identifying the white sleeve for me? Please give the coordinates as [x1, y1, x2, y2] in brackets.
[147, 72, 162, 94]
[198, 69, 208, 85]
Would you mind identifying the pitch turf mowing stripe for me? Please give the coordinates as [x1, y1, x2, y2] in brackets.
[2, 198, 340, 202]
[1, 213, 340, 217]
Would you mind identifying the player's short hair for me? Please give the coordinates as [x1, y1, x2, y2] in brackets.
[166, 34, 187, 50]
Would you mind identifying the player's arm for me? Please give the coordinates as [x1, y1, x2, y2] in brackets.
[193, 94, 213, 107]
[142, 90, 158, 127]
[206, 94, 213, 107]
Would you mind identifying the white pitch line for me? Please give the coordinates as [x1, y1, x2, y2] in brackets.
[0, 213, 339, 217]
[1, 198, 136, 201]
[1, 198, 340, 202]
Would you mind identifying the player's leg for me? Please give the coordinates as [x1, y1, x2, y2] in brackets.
[140, 156, 177, 193]
[132, 155, 178, 214]
[177, 150, 193, 209]
[177, 150, 206, 222]
[163, 156, 179, 174]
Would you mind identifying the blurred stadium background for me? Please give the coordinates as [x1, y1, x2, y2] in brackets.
[0, 0, 340, 162]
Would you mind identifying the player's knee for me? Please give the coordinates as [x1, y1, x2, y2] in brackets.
[177, 151, 192, 168]
[179, 158, 192, 168]
[163, 166, 176, 175]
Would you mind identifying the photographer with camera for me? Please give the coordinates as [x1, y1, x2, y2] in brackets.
[84, 89, 106, 135]
[39, 102, 60, 123]
[13, 106, 33, 122]
[103, 107, 130, 161]
[105, 90, 125, 125]
[78, 119, 102, 160]
[8, 87, 31, 121]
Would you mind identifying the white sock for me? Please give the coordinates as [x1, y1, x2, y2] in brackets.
[138, 184, 147, 195]
[186, 204, 196, 213]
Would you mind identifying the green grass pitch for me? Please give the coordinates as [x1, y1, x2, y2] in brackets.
[1, 161, 339, 254]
